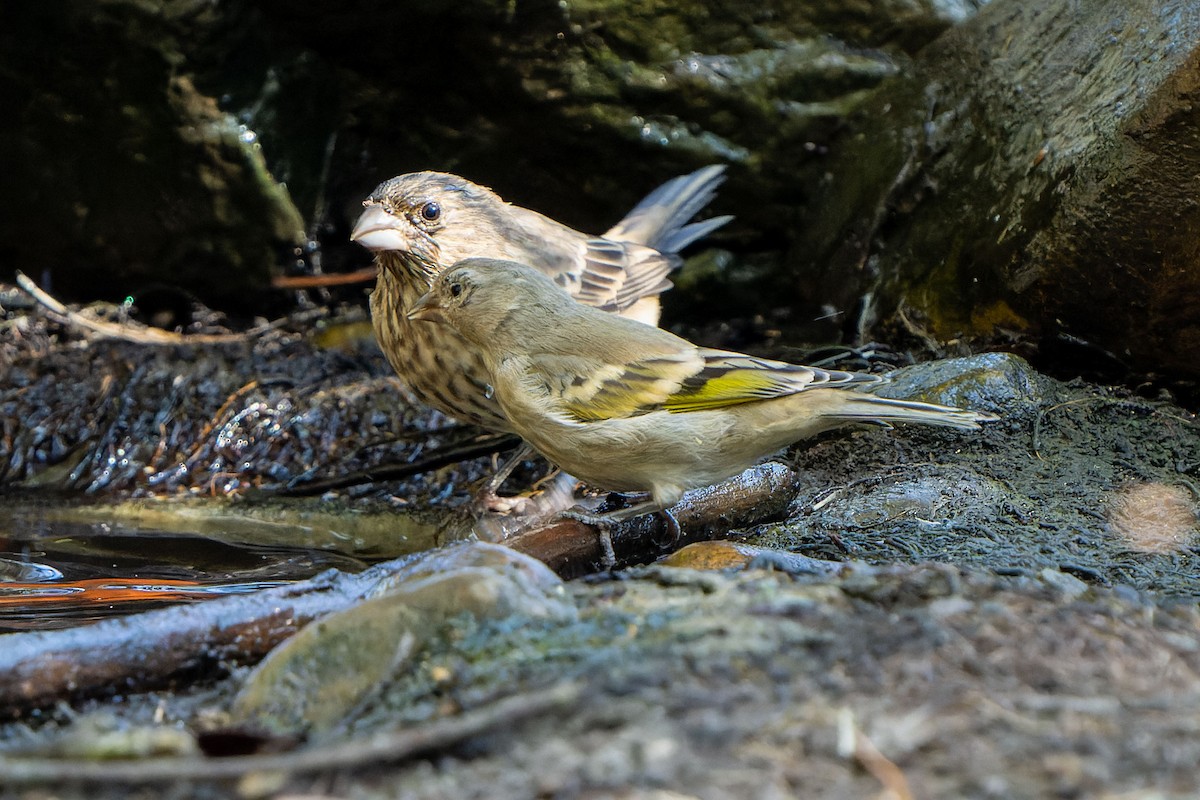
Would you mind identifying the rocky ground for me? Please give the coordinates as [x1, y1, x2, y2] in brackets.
[1, 291, 1198, 798]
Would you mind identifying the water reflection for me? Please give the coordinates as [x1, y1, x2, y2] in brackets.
[0, 499, 465, 631]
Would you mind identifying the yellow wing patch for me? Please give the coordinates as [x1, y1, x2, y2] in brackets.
[551, 350, 880, 421]
[662, 353, 879, 413]
[558, 356, 696, 422]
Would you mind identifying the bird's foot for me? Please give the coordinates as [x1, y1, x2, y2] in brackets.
[561, 500, 679, 568]
[561, 509, 618, 569]
[476, 469, 577, 516]
[473, 442, 537, 515]
[655, 508, 681, 544]
[473, 440, 577, 518]
[476, 489, 536, 516]
[472, 471, 582, 541]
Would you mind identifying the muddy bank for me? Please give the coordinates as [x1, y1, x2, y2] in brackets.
[2, 292, 1199, 797]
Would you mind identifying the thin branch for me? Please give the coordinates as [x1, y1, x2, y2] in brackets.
[510, 462, 801, 576]
[14, 271, 306, 345]
[0, 682, 581, 784]
[182, 380, 261, 466]
[0, 564, 387, 714]
[271, 267, 377, 289]
[838, 707, 914, 800]
[274, 432, 522, 496]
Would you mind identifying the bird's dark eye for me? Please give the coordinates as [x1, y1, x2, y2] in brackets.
[420, 201, 441, 222]
[449, 282, 464, 298]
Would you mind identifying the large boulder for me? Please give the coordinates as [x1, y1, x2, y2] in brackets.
[801, 0, 1200, 379]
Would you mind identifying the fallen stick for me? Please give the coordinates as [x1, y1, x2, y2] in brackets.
[275, 431, 521, 496]
[0, 562, 390, 716]
[270, 266, 378, 289]
[0, 682, 580, 784]
[14, 271, 307, 345]
[510, 462, 800, 575]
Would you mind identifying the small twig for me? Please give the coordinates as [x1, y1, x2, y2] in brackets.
[1033, 397, 1091, 458]
[271, 267, 378, 290]
[80, 362, 150, 492]
[274, 432, 522, 496]
[894, 301, 943, 357]
[1031, 396, 1197, 459]
[0, 682, 581, 784]
[805, 463, 969, 514]
[15, 271, 301, 345]
[0, 567, 379, 715]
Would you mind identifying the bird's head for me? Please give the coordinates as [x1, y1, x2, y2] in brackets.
[407, 258, 565, 345]
[351, 172, 508, 278]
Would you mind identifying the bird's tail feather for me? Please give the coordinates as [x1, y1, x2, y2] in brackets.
[828, 394, 998, 431]
[605, 165, 733, 253]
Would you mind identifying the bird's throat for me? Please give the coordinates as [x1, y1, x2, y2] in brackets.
[378, 251, 440, 285]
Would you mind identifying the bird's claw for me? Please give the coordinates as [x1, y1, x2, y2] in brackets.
[473, 469, 578, 518]
[561, 509, 618, 569]
[654, 508, 682, 544]
[475, 489, 538, 517]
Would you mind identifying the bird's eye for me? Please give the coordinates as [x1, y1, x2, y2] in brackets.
[420, 201, 441, 222]
[449, 282, 464, 298]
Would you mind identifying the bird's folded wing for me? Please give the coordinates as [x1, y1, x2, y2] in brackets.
[572, 239, 674, 313]
[539, 348, 700, 422]
[662, 351, 882, 412]
[544, 348, 881, 421]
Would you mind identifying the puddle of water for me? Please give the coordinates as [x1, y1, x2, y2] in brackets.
[0, 497, 470, 631]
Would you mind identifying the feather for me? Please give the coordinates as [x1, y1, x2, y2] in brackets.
[574, 239, 674, 313]
[540, 350, 701, 422]
[663, 352, 882, 412]
[604, 165, 733, 252]
[544, 345, 883, 422]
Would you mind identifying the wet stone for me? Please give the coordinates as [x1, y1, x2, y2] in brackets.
[230, 543, 574, 737]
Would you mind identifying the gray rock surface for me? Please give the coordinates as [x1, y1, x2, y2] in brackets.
[803, 0, 1200, 378]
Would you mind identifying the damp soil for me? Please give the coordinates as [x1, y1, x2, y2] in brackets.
[1, 293, 1199, 798]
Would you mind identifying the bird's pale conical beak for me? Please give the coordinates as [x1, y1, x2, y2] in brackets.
[351, 205, 409, 251]
[407, 291, 446, 323]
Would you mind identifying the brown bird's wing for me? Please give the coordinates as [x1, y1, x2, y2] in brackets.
[572, 238, 674, 313]
[494, 207, 673, 315]
[564, 166, 735, 313]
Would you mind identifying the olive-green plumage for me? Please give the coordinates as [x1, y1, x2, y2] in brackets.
[409, 259, 998, 523]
